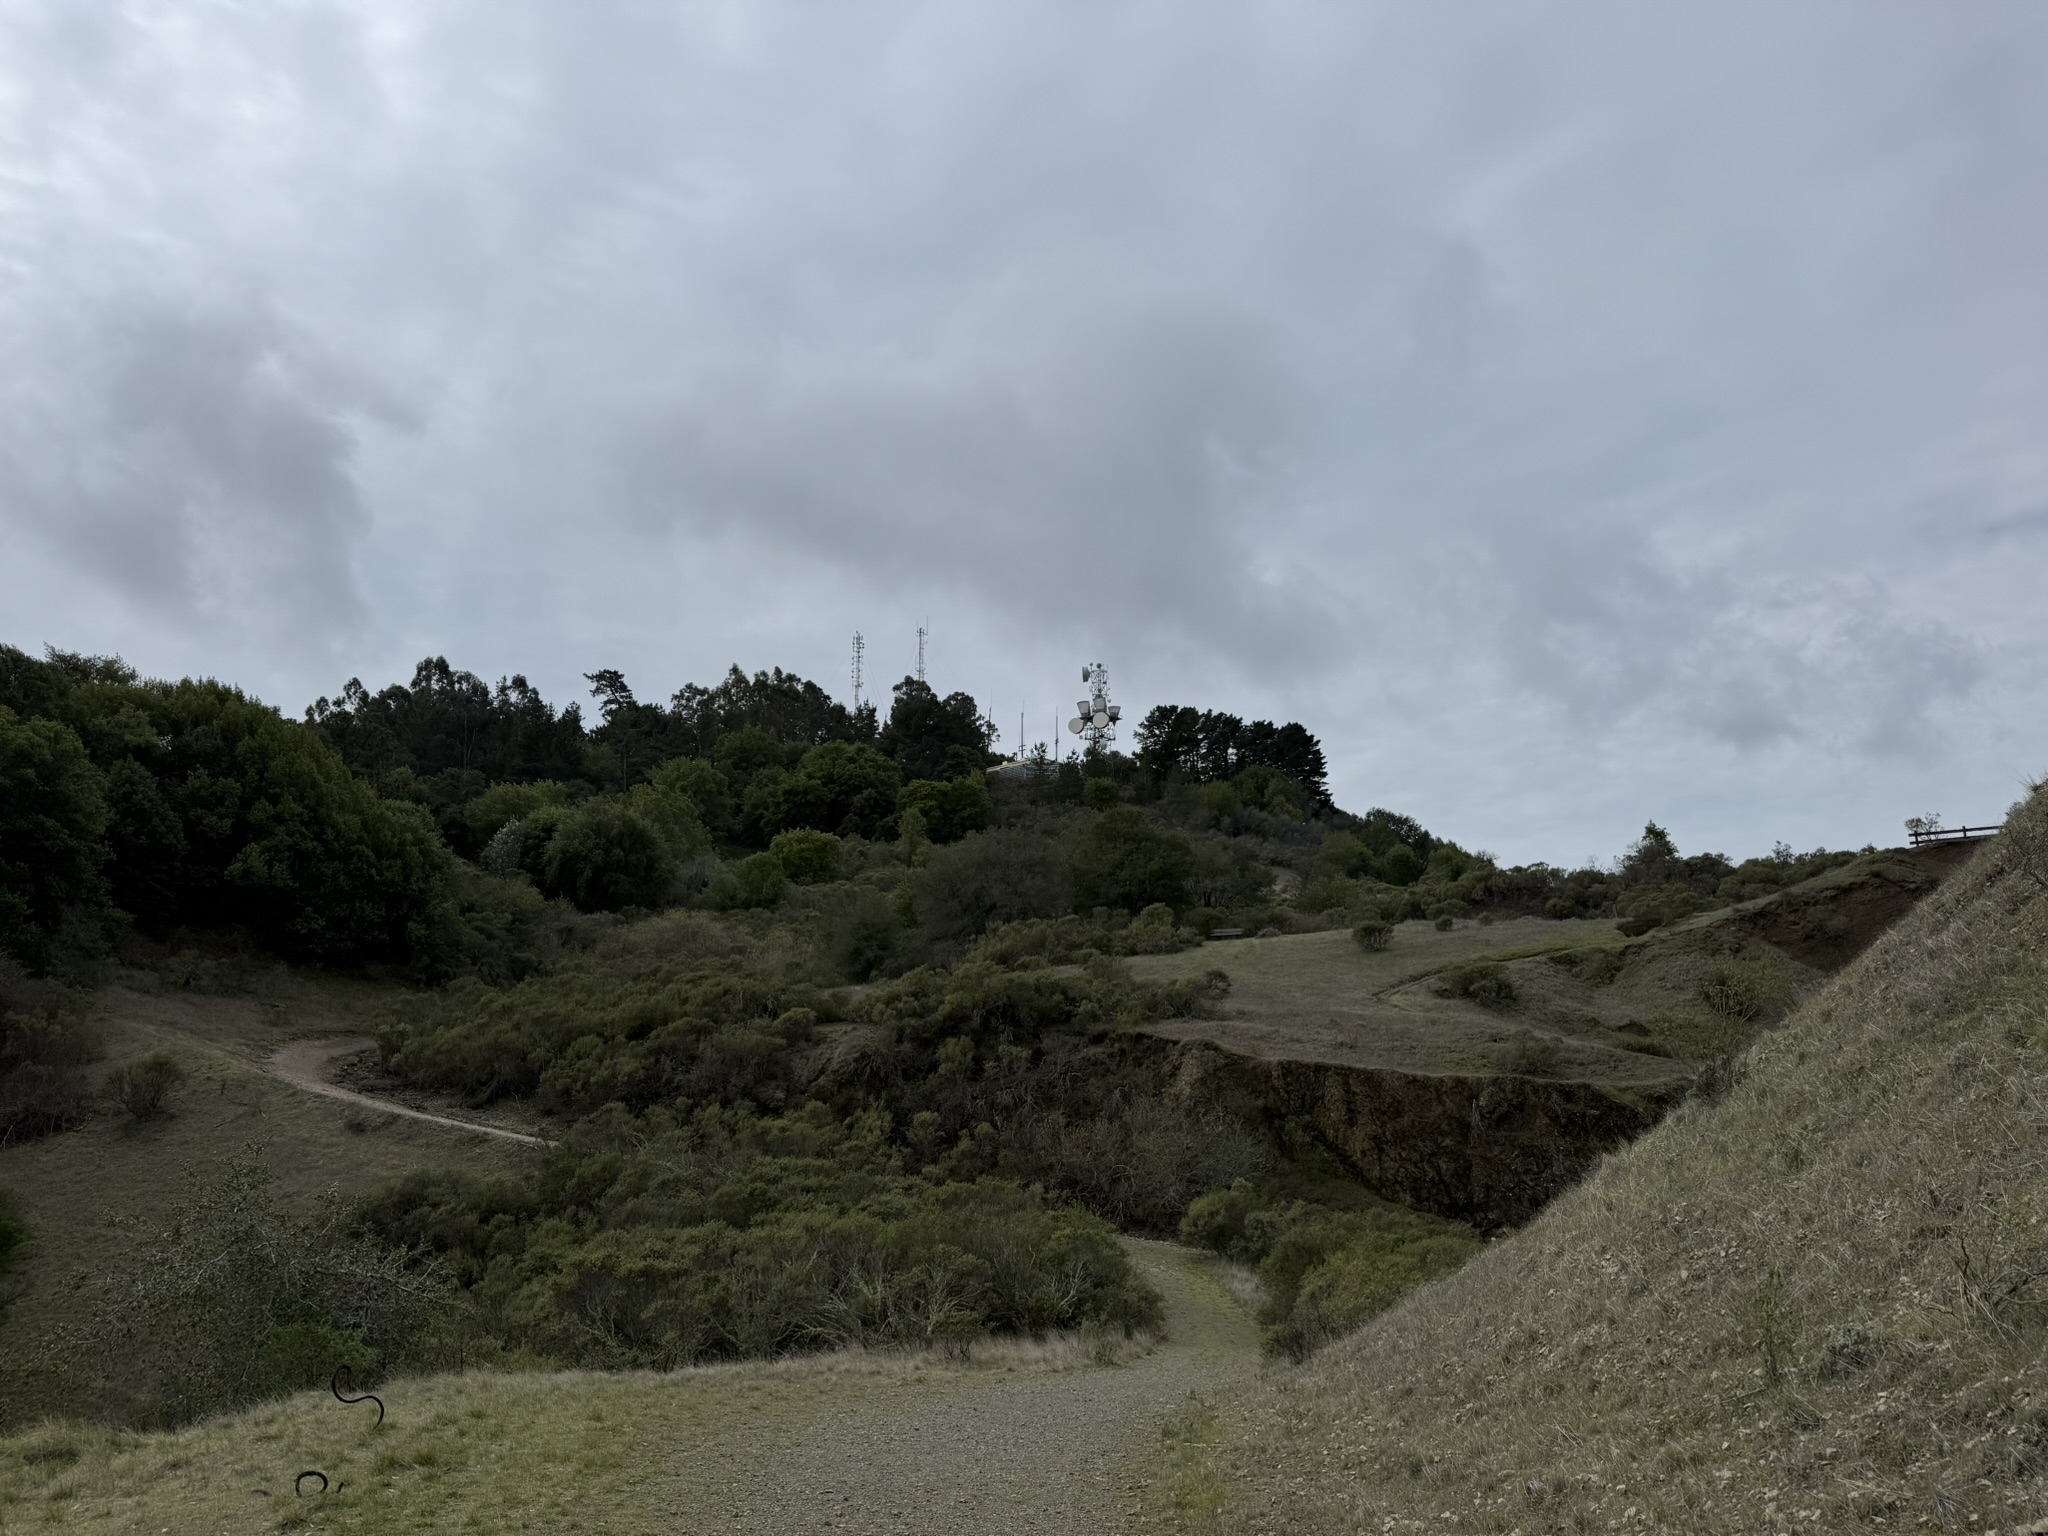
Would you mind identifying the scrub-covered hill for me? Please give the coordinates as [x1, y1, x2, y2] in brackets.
[1144, 791, 2048, 1533]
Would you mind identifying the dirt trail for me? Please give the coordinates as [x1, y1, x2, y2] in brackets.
[259, 1037, 1260, 1530]
[267, 1036, 553, 1147]
[666, 1240, 1261, 1535]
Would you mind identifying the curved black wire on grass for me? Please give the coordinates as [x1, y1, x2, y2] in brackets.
[332, 1366, 385, 1427]
[295, 1471, 329, 1496]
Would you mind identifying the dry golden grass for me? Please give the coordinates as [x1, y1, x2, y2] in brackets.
[1126, 914, 1795, 1090]
[1126, 919, 1669, 1080]
[1145, 793, 2048, 1533]
[0, 1349, 1040, 1535]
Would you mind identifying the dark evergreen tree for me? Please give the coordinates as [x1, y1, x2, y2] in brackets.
[307, 658, 585, 784]
[878, 678, 993, 782]
[670, 665, 872, 757]
[1, 646, 447, 964]
[1133, 703, 1330, 807]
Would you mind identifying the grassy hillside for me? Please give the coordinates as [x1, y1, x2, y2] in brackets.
[0, 968, 537, 1429]
[1129, 844, 1968, 1089]
[1143, 796, 2048, 1532]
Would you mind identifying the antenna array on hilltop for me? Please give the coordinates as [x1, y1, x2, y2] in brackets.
[850, 632, 865, 710]
[1068, 662, 1121, 750]
[915, 621, 927, 684]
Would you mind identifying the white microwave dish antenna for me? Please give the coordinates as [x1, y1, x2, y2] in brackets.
[1066, 662, 1120, 750]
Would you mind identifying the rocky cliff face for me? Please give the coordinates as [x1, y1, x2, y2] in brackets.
[1135, 1035, 1672, 1231]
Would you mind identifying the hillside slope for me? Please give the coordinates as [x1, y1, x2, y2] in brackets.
[0, 975, 538, 1429]
[1151, 798, 2048, 1533]
[1122, 846, 1968, 1230]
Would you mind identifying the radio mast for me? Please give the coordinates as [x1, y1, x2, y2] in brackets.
[1067, 663, 1121, 750]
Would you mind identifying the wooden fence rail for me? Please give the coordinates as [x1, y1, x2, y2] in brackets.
[1908, 825, 2001, 847]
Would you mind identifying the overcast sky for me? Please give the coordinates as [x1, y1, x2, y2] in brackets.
[3, 3, 2045, 865]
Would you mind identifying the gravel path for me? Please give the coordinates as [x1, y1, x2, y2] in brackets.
[667, 1239, 1262, 1535]
[267, 1035, 554, 1147]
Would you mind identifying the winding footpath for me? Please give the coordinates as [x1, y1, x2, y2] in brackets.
[266, 1035, 554, 1147]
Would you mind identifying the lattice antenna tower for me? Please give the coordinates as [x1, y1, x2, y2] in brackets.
[850, 632, 865, 709]
[915, 621, 927, 684]
[1067, 662, 1121, 751]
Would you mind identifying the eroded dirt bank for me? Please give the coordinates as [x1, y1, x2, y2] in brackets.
[1140, 1035, 1665, 1230]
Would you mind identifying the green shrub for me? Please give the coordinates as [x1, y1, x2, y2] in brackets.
[1125, 902, 1190, 955]
[1317, 832, 1373, 878]
[462, 780, 569, 848]
[253, 1321, 378, 1392]
[645, 758, 737, 841]
[359, 1108, 1163, 1368]
[1697, 953, 1807, 1025]
[543, 799, 677, 911]
[109, 1052, 186, 1120]
[1082, 777, 1123, 811]
[1434, 962, 1517, 1008]
[1185, 840, 1271, 909]
[412, 861, 575, 986]
[1432, 914, 1455, 932]
[818, 887, 900, 982]
[627, 776, 712, 862]
[731, 853, 788, 909]
[1376, 844, 1426, 886]
[897, 775, 992, 845]
[0, 961, 99, 1144]
[769, 829, 842, 885]
[1180, 1181, 1267, 1261]
[1070, 807, 1195, 913]
[918, 829, 1070, 943]
[1351, 919, 1392, 952]
[0, 1191, 25, 1276]
[1296, 873, 1357, 913]
[0, 706, 110, 972]
[494, 803, 568, 882]
[1180, 1185, 1480, 1359]
[1270, 1225, 1478, 1360]
[772, 742, 901, 840]
[998, 1102, 1267, 1231]
[1614, 883, 1709, 929]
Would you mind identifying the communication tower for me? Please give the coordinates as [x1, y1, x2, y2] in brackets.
[850, 632, 865, 710]
[916, 622, 927, 684]
[1067, 662, 1121, 750]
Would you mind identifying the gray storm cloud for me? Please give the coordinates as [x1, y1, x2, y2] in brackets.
[0, 286, 404, 641]
[0, 0, 2043, 859]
